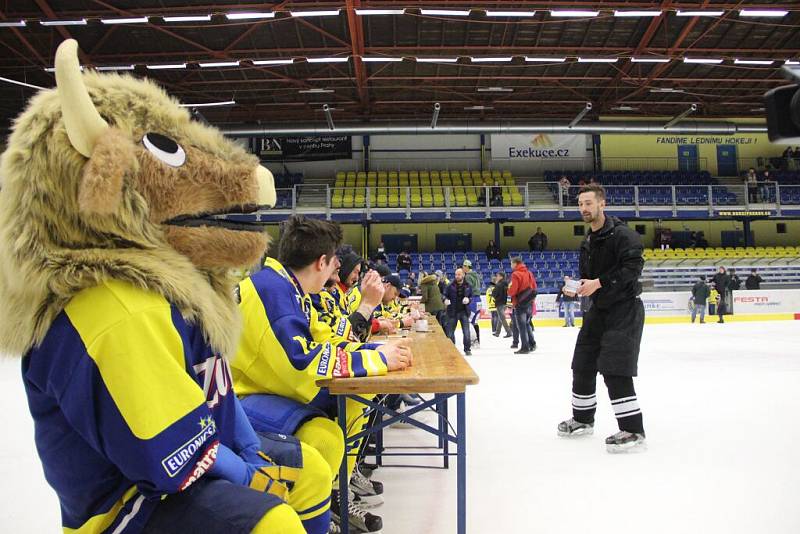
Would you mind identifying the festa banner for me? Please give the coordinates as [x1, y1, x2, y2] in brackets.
[253, 135, 352, 161]
[490, 134, 588, 161]
[731, 289, 800, 314]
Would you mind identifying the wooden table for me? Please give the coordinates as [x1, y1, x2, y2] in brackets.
[317, 321, 479, 534]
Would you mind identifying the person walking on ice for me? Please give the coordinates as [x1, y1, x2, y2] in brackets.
[557, 184, 647, 453]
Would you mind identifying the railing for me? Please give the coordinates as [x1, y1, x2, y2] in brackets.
[602, 157, 709, 172]
[265, 181, 798, 218]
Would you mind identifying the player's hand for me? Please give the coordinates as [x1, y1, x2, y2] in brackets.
[401, 315, 414, 328]
[382, 339, 413, 371]
[577, 278, 601, 297]
[359, 270, 385, 309]
[444, 299, 451, 306]
[378, 317, 396, 334]
[462, 297, 470, 305]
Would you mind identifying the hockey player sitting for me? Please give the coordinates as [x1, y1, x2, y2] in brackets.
[233, 216, 414, 533]
[0, 40, 330, 534]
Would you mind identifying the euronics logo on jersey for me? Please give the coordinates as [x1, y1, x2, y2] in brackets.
[336, 317, 348, 337]
[491, 133, 588, 161]
[317, 344, 332, 376]
[162, 417, 217, 478]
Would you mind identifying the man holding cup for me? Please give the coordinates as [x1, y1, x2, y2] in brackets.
[557, 184, 647, 453]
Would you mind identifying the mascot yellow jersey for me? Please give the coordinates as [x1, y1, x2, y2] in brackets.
[23, 280, 296, 533]
[233, 258, 388, 405]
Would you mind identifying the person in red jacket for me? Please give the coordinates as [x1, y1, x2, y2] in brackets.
[508, 257, 537, 354]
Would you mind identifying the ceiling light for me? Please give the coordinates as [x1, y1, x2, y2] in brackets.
[631, 57, 670, 63]
[750, 107, 766, 112]
[252, 59, 294, 65]
[477, 87, 513, 92]
[225, 12, 275, 20]
[683, 57, 723, 64]
[355, 9, 405, 15]
[40, 19, 87, 26]
[484, 10, 536, 17]
[578, 57, 618, 63]
[464, 105, 493, 110]
[199, 61, 241, 68]
[361, 57, 403, 62]
[162, 15, 212, 22]
[733, 59, 774, 65]
[650, 88, 685, 93]
[470, 57, 513, 63]
[146, 63, 188, 70]
[95, 65, 135, 71]
[289, 10, 340, 17]
[549, 10, 599, 17]
[0, 76, 45, 90]
[179, 100, 235, 108]
[299, 88, 334, 94]
[45, 66, 84, 72]
[786, 60, 800, 65]
[611, 106, 638, 111]
[0, 20, 26, 27]
[525, 57, 567, 63]
[307, 57, 349, 63]
[420, 9, 471, 16]
[100, 17, 148, 24]
[613, 11, 662, 17]
[676, 10, 724, 17]
[738, 9, 789, 18]
[416, 57, 459, 63]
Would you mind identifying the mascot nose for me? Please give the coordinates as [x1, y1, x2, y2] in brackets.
[254, 165, 276, 208]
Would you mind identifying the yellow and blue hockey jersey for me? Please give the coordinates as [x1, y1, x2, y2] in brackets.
[233, 259, 388, 407]
[21, 280, 283, 534]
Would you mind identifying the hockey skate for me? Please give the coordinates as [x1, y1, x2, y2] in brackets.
[557, 417, 594, 437]
[350, 467, 384, 507]
[605, 430, 647, 453]
[331, 489, 383, 533]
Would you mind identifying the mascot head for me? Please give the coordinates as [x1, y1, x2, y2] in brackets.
[0, 39, 275, 357]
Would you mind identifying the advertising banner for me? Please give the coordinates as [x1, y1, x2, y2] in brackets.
[253, 135, 352, 161]
[731, 290, 800, 314]
[491, 134, 588, 161]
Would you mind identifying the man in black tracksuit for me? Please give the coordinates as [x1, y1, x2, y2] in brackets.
[557, 184, 647, 453]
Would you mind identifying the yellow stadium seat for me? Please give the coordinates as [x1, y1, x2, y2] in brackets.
[502, 170, 512, 179]
[335, 176, 345, 187]
[389, 175, 398, 187]
[376, 192, 387, 207]
[420, 171, 429, 181]
[367, 171, 376, 180]
[331, 191, 343, 208]
[399, 176, 409, 186]
[430, 171, 440, 180]
[439, 176, 449, 186]
[342, 190, 354, 208]
[378, 171, 388, 180]
[377, 175, 387, 187]
[492, 170, 501, 180]
[357, 171, 366, 180]
[388, 190, 400, 208]
[433, 188, 445, 206]
[420, 176, 430, 186]
[452, 175, 463, 186]
[389, 171, 398, 180]
[439, 171, 449, 180]
[410, 176, 420, 186]
[399, 171, 408, 181]
[367, 175, 377, 187]
[336, 171, 345, 181]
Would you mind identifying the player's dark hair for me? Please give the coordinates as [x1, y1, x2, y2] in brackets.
[578, 183, 606, 200]
[278, 215, 343, 270]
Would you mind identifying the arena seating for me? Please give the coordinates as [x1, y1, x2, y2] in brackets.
[770, 170, 800, 204]
[642, 246, 800, 289]
[387, 250, 579, 294]
[545, 170, 739, 205]
[331, 169, 523, 208]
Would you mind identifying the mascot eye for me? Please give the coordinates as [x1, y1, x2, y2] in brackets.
[142, 132, 186, 167]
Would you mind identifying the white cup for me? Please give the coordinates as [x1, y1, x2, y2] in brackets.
[564, 279, 581, 294]
[415, 319, 429, 332]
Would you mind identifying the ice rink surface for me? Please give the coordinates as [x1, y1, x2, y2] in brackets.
[2, 319, 799, 533]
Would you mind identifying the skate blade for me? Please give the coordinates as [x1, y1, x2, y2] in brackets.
[606, 440, 647, 454]
[557, 427, 594, 438]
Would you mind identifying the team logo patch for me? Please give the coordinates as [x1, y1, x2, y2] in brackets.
[332, 347, 351, 378]
[179, 441, 218, 490]
[162, 418, 217, 478]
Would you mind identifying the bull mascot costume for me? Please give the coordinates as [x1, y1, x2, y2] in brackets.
[0, 40, 332, 534]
